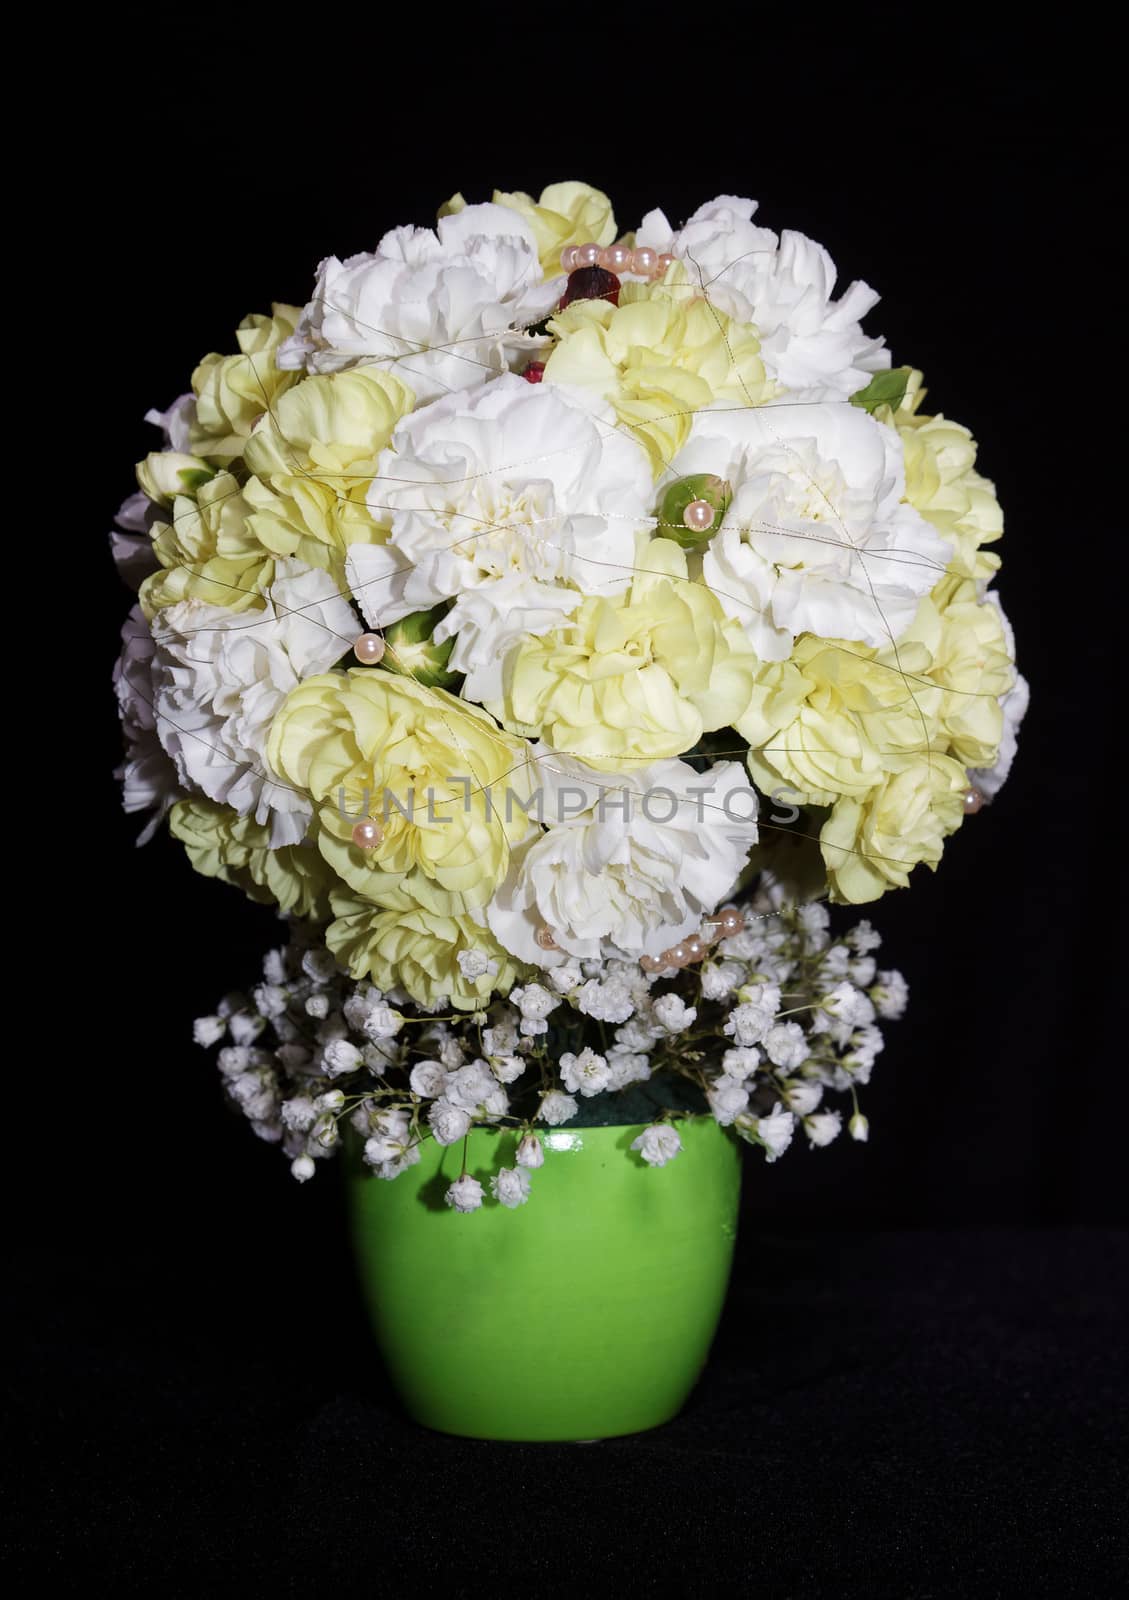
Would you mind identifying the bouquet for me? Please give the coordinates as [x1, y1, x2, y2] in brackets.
[112, 182, 1027, 1206]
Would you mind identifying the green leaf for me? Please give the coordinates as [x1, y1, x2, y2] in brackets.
[849, 368, 911, 416]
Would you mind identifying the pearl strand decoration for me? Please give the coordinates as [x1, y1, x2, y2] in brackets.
[639, 906, 745, 973]
[561, 241, 675, 279]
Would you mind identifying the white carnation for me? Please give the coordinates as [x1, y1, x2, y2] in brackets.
[671, 403, 949, 661]
[278, 202, 559, 401]
[349, 376, 651, 698]
[488, 752, 758, 966]
[636, 195, 888, 397]
[113, 604, 180, 843]
[151, 561, 358, 846]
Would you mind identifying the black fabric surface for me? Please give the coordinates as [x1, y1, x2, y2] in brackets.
[10, 1226, 1127, 1594]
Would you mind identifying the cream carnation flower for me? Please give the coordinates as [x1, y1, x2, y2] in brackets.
[636, 195, 888, 397]
[152, 561, 359, 846]
[348, 375, 652, 700]
[486, 747, 759, 964]
[278, 203, 557, 402]
[970, 592, 1029, 800]
[672, 402, 950, 659]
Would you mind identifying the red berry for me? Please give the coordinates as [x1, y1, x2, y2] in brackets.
[559, 266, 621, 310]
[522, 361, 546, 384]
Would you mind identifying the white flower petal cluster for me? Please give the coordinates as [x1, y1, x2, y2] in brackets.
[636, 195, 888, 397]
[349, 376, 651, 698]
[631, 1125, 683, 1167]
[278, 203, 559, 402]
[487, 749, 759, 965]
[672, 402, 951, 660]
[113, 604, 181, 843]
[194, 892, 909, 1201]
[150, 562, 358, 846]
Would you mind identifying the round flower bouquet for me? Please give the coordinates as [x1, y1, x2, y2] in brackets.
[112, 182, 1026, 1441]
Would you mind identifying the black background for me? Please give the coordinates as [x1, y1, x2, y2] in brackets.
[15, 15, 1126, 1595]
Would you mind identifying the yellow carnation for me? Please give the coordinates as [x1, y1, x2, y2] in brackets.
[492, 535, 758, 768]
[169, 799, 335, 920]
[901, 577, 1011, 767]
[327, 887, 526, 1011]
[545, 276, 773, 474]
[741, 634, 940, 807]
[267, 669, 535, 915]
[491, 181, 617, 274]
[888, 374, 1003, 581]
[241, 367, 413, 583]
[140, 471, 274, 617]
[189, 303, 302, 465]
[820, 755, 967, 903]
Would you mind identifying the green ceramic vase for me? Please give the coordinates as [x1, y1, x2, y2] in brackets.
[346, 1117, 741, 1442]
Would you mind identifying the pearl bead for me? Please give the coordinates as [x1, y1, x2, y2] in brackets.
[683, 499, 716, 534]
[631, 246, 657, 275]
[663, 944, 689, 968]
[640, 954, 662, 973]
[534, 925, 560, 951]
[600, 243, 632, 273]
[351, 819, 383, 849]
[560, 245, 580, 272]
[655, 252, 675, 274]
[963, 787, 985, 815]
[684, 936, 705, 962]
[575, 242, 602, 268]
[353, 632, 385, 665]
[718, 907, 744, 936]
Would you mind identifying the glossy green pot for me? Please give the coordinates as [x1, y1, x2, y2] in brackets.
[346, 1117, 741, 1442]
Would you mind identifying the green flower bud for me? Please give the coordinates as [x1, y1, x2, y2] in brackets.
[382, 605, 458, 688]
[657, 473, 732, 549]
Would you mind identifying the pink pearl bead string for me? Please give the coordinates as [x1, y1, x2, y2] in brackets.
[561, 241, 675, 280]
[639, 906, 745, 972]
[351, 818, 384, 849]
